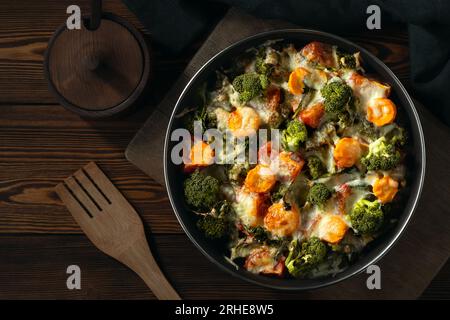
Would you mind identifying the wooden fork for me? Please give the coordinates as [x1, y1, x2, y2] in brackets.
[55, 162, 180, 300]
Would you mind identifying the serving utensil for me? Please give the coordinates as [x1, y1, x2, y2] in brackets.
[55, 162, 180, 300]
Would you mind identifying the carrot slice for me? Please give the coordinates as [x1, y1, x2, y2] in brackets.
[276, 152, 304, 182]
[183, 141, 214, 172]
[367, 98, 397, 127]
[228, 107, 260, 137]
[264, 202, 300, 237]
[228, 109, 242, 130]
[373, 176, 399, 203]
[333, 137, 361, 168]
[244, 164, 276, 193]
[288, 67, 309, 95]
[299, 102, 325, 128]
[318, 215, 348, 244]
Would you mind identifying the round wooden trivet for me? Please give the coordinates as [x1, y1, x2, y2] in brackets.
[44, 13, 150, 118]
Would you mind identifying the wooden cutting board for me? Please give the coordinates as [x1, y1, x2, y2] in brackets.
[126, 8, 450, 299]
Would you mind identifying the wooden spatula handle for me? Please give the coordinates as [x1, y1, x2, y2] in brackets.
[119, 238, 181, 300]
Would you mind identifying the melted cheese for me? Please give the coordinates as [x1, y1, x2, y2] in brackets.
[303, 68, 329, 90]
[185, 41, 407, 278]
[214, 107, 230, 132]
[280, 45, 303, 71]
[315, 214, 349, 243]
[269, 151, 303, 183]
[299, 205, 322, 235]
[344, 71, 391, 113]
[233, 188, 263, 227]
[248, 97, 276, 126]
[244, 246, 280, 274]
[229, 89, 242, 108]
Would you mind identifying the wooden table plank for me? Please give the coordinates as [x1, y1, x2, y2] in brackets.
[0, 104, 183, 234]
[421, 259, 450, 299]
[0, 233, 435, 300]
[0, 0, 148, 104]
[1, 233, 447, 300]
[0, 0, 410, 105]
[1, 233, 305, 300]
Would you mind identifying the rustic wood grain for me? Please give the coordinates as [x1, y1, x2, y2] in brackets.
[0, 0, 148, 105]
[46, 16, 148, 116]
[0, 1, 410, 105]
[0, 233, 447, 300]
[422, 259, 450, 299]
[55, 162, 180, 299]
[0, 0, 448, 299]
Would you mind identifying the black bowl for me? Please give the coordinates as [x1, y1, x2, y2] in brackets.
[164, 29, 426, 290]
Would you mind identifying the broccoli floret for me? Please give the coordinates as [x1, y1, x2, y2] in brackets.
[337, 50, 357, 69]
[255, 56, 274, 76]
[281, 119, 308, 151]
[305, 122, 337, 150]
[349, 198, 384, 235]
[386, 126, 407, 147]
[271, 183, 289, 203]
[197, 215, 227, 239]
[185, 82, 216, 133]
[197, 201, 233, 239]
[355, 118, 378, 143]
[228, 162, 250, 183]
[186, 109, 217, 134]
[184, 170, 220, 211]
[247, 226, 269, 243]
[285, 237, 327, 278]
[321, 81, 353, 114]
[259, 74, 270, 90]
[255, 46, 276, 76]
[307, 183, 332, 206]
[391, 130, 406, 147]
[337, 111, 353, 131]
[361, 137, 401, 171]
[307, 156, 324, 180]
[232, 73, 269, 102]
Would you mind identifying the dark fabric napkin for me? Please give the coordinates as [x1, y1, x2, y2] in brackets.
[123, 0, 450, 126]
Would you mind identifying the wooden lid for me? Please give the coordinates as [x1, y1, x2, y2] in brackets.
[45, 13, 150, 118]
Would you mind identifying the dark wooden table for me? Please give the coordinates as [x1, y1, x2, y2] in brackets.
[0, 0, 448, 299]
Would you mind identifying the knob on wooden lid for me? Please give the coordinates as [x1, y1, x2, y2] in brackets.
[44, 13, 150, 118]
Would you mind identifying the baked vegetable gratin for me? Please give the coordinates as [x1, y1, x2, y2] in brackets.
[181, 41, 407, 279]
